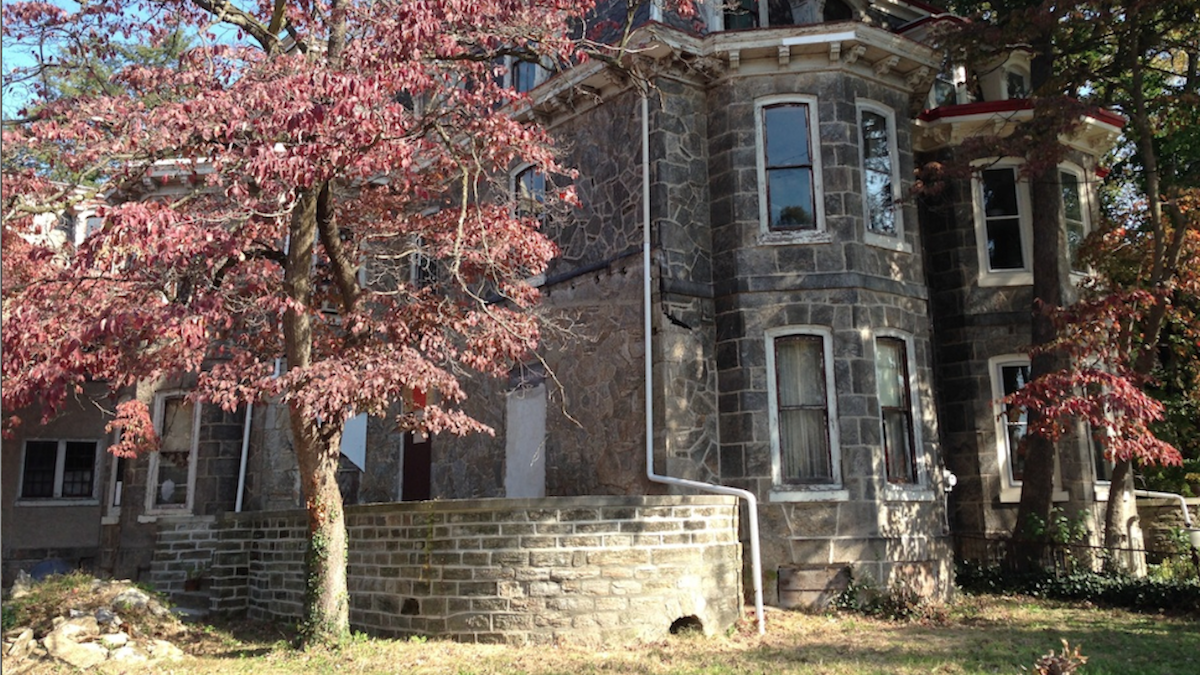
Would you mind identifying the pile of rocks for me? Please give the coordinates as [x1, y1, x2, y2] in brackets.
[4, 575, 189, 673]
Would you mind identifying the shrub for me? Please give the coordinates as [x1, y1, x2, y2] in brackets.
[957, 561, 1200, 615]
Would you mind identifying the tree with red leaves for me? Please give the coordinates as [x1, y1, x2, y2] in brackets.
[2, 0, 687, 643]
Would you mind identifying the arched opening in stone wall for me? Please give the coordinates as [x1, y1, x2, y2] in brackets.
[669, 615, 704, 635]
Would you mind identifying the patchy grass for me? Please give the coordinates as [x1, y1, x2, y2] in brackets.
[9, 594, 1198, 674]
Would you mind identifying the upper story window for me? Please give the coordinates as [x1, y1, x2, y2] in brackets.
[146, 392, 199, 513]
[722, 0, 854, 29]
[876, 336, 917, 484]
[973, 162, 1032, 286]
[858, 102, 905, 248]
[973, 161, 1095, 286]
[1006, 68, 1030, 99]
[766, 327, 843, 499]
[1060, 167, 1091, 273]
[19, 439, 99, 501]
[756, 97, 826, 240]
[513, 164, 546, 220]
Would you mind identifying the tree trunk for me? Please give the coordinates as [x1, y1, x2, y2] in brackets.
[1011, 37, 1071, 569]
[292, 414, 350, 645]
[283, 186, 351, 645]
[1102, 458, 1134, 571]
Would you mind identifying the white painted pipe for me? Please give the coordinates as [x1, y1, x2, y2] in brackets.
[1132, 489, 1193, 528]
[235, 402, 253, 513]
[640, 92, 766, 636]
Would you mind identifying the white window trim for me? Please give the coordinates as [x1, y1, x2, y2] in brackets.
[144, 390, 200, 516]
[755, 95, 829, 245]
[1059, 162, 1093, 278]
[873, 329, 934, 500]
[988, 355, 1068, 503]
[972, 160, 1033, 287]
[765, 326, 846, 502]
[15, 438, 102, 506]
[856, 100, 910, 253]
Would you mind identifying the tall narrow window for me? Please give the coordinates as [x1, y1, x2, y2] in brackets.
[876, 338, 916, 484]
[514, 165, 546, 220]
[859, 104, 900, 238]
[1061, 170, 1087, 273]
[998, 362, 1031, 483]
[20, 440, 98, 500]
[147, 393, 199, 512]
[981, 168, 1026, 271]
[773, 334, 833, 483]
[761, 103, 817, 231]
[512, 59, 541, 94]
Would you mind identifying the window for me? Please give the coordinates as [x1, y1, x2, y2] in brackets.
[980, 168, 1027, 271]
[767, 328, 840, 493]
[992, 358, 1031, 485]
[513, 165, 546, 220]
[1006, 69, 1030, 99]
[146, 393, 199, 513]
[756, 97, 825, 238]
[1060, 168, 1089, 273]
[929, 58, 961, 108]
[973, 163, 1033, 285]
[19, 440, 99, 500]
[721, 0, 846, 29]
[876, 337, 916, 484]
[858, 102, 903, 242]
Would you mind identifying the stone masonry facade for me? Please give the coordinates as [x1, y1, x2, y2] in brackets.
[150, 495, 743, 644]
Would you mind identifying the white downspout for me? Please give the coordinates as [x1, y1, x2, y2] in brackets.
[640, 92, 766, 635]
[234, 402, 253, 513]
[1132, 489, 1193, 528]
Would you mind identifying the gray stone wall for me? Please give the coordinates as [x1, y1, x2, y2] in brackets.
[917, 146, 1108, 542]
[650, 75, 721, 485]
[198, 495, 743, 644]
[706, 69, 950, 602]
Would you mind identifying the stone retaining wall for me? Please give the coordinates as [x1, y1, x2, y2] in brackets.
[165, 495, 743, 644]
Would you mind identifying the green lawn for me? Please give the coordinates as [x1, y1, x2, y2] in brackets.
[148, 595, 1197, 675]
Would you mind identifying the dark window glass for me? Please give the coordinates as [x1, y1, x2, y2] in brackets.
[982, 168, 1025, 270]
[763, 104, 816, 231]
[61, 442, 96, 498]
[21, 441, 58, 498]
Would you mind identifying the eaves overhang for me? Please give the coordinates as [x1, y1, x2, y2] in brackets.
[914, 99, 1126, 156]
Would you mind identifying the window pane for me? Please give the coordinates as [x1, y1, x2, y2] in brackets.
[724, 0, 758, 28]
[775, 336, 825, 407]
[764, 105, 810, 167]
[1061, 171, 1086, 272]
[513, 60, 539, 93]
[982, 169, 1019, 217]
[768, 169, 815, 230]
[516, 167, 545, 218]
[875, 339, 903, 407]
[780, 409, 831, 482]
[986, 216, 1025, 269]
[775, 335, 832, 483]
[862, 110, 896, 236]
[883, 409, 915, 483]
[1001, 364, 1030, 483]
[22, 441, 58, 498]
[156, 398, 194, 507]
[61, 442, 96, 498]
[1007, 71, 1029, 98]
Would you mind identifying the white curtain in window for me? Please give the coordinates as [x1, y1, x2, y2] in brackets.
[776, 336, 831, 482]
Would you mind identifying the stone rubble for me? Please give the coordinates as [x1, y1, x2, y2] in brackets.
[2, 578, 189, 673]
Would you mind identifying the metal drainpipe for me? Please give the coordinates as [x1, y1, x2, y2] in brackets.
[640, 92, 766, 635]
[234, 402, 253, 513]
[1132, 489, 1194, 528]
